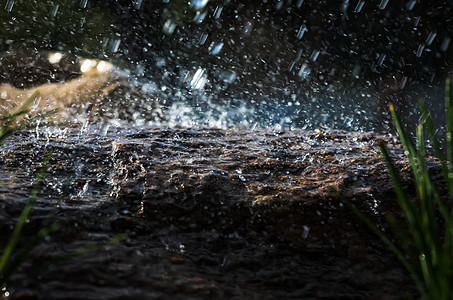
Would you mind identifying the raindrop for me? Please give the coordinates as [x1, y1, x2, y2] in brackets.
[416, 44, 425, 57]
[275, 1, 283, 10]
[414, 16, 421, 27]
[50, 4, 59, 17]
[354, 1, 365, 13]
[425, 31, 436, 45]
[80, 0, 88, 9]
[310, 50, 320, 62]
[191, 0, 208, 10]
[194, 11, 207, 23]
[199, 33, 208, 45]
[441, 37, 451, 52]
[406, 0, 416, 10]
[296, 0, 304, 8]
[377, 53, 386, 66]
[209, 42, 224, 55]
[297, 25, 308, 39]
[302, 225, 310, 239]
[163, 19, 176, 35]
[110, 39, 121, 53]
[4, 0, 14, 12]
[352, 64, 361, 78]
[298, 63, 310, 79]
[379, 0, 389, 9]
[213, 6, 223, 19]
[400, 76, 408, 89]
[134, 0, 143, 9]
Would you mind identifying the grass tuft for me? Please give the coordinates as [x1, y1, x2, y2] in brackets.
[341, 78, 453, 299]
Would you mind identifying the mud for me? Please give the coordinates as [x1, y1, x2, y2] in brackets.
[0, 126, 432, 299]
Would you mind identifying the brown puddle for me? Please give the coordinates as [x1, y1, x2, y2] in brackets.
[0, 126, 433, 299]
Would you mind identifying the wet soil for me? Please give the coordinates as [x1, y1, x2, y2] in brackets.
[0, 126, 434, 299]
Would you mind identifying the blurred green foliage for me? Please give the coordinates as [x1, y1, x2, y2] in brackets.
[0, 0, 114, 58]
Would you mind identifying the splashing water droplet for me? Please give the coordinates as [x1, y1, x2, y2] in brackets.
[4, 0, 14, 12]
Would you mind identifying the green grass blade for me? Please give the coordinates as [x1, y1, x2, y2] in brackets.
[338, 195, 426, 296]
[0, 223, 60, 286]
[0, 157, 49, 276]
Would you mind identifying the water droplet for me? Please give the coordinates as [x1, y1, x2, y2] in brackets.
[298, 63, 310, 79]
[163, 19, 176, 35]
[426, 31, 436, 45]
[379, 0, 389, 9]
[4, 0, 14, 12]
[110, 39, 121, 53]
[302, 225, 310, 239]
[416, 44, 425, 57]
[209, 42, 224, 55]
[297, 25, 308, 39]
[191, 0, 208, 10]
[310, 50, 320, 62]
[194, 11, 207, 23]
[377, 53, 386, 66]
[441, 37, 451, 52]
[134, 0, 143, 9]
[80, 0, 88, 9]
[50, 4, 59, 17]
[406, 0, 416, 10]
[296, 0, 304, 8]
[354, 1, 365, 13]
[400, 76, 408, 89]
[213, 6, 223, 18]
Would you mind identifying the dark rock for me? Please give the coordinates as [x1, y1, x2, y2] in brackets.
[0, 126, 430, 299]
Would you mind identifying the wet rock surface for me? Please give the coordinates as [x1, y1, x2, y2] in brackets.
[0, 126, 432, 299]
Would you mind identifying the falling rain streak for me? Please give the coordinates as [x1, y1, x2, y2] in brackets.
[4, 0, 14, 12]
[425, 32, 437, 45]
[134, 0, 143, 10]
[354, 1, 365, 13]
[80, 0, 88, 9]
[110, 39, 121, 53]
[406, 0, 416, 10]
[297, 25, 307, 39]
[50, 4, 59, 17]
[379, 0, 389, 9]
[310, 50, 320, 62]
[377, 53, 386, 66]
[416, 44, 425, 57]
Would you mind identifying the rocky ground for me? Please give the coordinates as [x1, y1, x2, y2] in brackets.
[0, 126, 431, 299]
